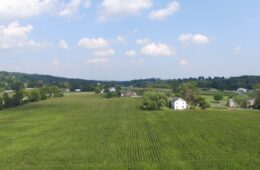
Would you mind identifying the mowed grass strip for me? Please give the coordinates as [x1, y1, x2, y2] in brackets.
[0, 93, 259, 170]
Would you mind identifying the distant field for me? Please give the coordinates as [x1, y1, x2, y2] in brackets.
[202, 94, 229, 109]
[0, 93, 259, 169]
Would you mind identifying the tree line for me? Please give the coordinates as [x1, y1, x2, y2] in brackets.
[0, 86, 63, 110]
[1, 71, 260, 92]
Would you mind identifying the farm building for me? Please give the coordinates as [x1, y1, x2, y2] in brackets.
[237, 88, 248, 93]
[170, 97, 187, 110]
[109, 87, 116, 92]
[248, 99, 256, 108]
[227, 98, 238, 108]
[75, 89, 81, 92]
[65, 89, 70, 92]
[227, 98, 255, 108]
[4, 90, 14, 93]
[120, 90, 137, 97]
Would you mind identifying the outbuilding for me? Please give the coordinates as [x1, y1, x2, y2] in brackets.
[75, 89, 81, 92]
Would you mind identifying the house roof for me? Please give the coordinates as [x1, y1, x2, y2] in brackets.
[170, 97, 185, 103]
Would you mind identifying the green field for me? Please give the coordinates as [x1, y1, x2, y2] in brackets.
[0, 93, 259, 169]
[202, 95, 229, 109]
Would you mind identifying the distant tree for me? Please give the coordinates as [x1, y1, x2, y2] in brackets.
[12, 90, 24, 106]
[234, 95, 249, 108]
[197, 97, 210, 109]
[180, 82, 199, 108]
[171, 81, 181, 94]
[3, 93, 12, 108]
[11, 81, 24, 91]
[0, 97, 4, 110]
[39, 87, 48, 100]
[253, 84, 260, 109]
[105, 91, 120, 98]
[49, 86, 63, 97]
[213, 92, 224, 103]
[29, 89, 41, 102]
[94, 86, 103, 94]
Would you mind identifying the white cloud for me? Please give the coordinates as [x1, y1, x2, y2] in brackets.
[59, 40, 69, 49]
[98, 0, 152, 21]
[117, 36, 127, 43]
[0, 0, 55, 20]
[92, 48, 115, 57]
[192, 34, 209, 44]
[136, 38, 151, 45]
[0, 0, 92, 20]
[179, 33, 209, 44]
[234, 46, 241, 54]
[0, 21, 33, 39]
[59, 0, 91, 17]
[78, 37, 109, 49]
[149, 1, 180, 20]
[0, 21, 50, 49]
[178, 34, 193, 42]
[141, 43, 175, 57]
[179, 59, 188, 66]
[19, 40, 51, 49]
[126, 50, 136, 58]
[82, 0, 91, 8]
[86, 58, 108, 64]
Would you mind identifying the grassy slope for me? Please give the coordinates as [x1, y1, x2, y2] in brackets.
[0, 93, 259, 170]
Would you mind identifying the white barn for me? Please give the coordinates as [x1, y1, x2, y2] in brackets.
[170, 98, 187, 110]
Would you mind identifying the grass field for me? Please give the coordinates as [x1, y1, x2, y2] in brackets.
[0, 93, 259, 169]
[202, 95, 229, 109]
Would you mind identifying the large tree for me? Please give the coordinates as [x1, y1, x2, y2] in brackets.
[141, 92, 168, 110]
[180, 82, 199, 108]
[12, 90, 24, 106]
[253, 84, 260, 109]
[197, 97, 210, 109]
[213, 92, 224, 103]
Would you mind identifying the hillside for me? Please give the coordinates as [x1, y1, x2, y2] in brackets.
[1, 71, 260, 91]
[0, 71, 99, 91]
[0, 93, 259, 169]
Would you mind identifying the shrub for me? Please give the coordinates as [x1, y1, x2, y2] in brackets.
[233, 95, 249, 108]
[213, 92, 224, 103]
[197, 97, 210, 109]
[3, 93, 12, 108]
[29, 90, 41, 102]
[0, 97, 3, 110]
[141, 92, 168, 110]
[12, 90, 24, 106]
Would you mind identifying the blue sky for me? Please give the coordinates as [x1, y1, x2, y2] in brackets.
[0, 0, 260, 80]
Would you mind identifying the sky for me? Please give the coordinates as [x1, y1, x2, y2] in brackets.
[0, 0, 260, 80]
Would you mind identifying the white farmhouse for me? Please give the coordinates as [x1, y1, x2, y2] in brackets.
[109, 87, 116, 93]
[170, 98, 187, 110]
